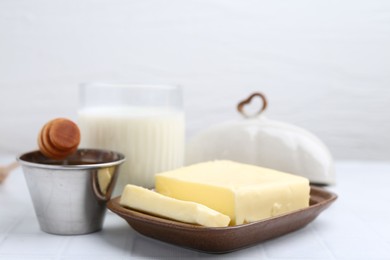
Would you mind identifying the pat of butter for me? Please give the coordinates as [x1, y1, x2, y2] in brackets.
[120, 184, 231, 227]
[155, 160, 310, 225]
[97, 167, 115, 195]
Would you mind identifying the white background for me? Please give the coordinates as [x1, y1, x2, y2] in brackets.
[1, 0, 389, 160]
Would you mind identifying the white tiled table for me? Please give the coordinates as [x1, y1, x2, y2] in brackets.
[1, 157, 390, 259]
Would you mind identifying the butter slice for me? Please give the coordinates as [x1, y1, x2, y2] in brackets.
[97, 167, 115, 195]
[155, 160, 310, 225]
[120, 184, 231, 227]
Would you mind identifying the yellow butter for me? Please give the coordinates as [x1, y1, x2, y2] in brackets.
[155, 160, 310, 225]
[120, 184, 231, 227]
[97, 167, 115, 195]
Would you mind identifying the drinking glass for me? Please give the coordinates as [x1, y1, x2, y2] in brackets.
[78, 83, 185, 194]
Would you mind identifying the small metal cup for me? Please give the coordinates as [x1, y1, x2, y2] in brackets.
[18, 149, 125, 235]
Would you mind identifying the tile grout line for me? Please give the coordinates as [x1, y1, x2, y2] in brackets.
[55, 235, 72, 260]
[311, 223, 337, 260]
[0, 210, 29, 247]
[123, 230, 136, 259]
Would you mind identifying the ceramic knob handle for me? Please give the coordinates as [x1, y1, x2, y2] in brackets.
[38, 118, 80, 160]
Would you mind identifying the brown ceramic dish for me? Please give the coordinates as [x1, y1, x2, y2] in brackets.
[107, 186, 337, 253]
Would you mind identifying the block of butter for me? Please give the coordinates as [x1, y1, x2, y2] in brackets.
[120, 184, 231, 227]
[155, 160, 310, 225]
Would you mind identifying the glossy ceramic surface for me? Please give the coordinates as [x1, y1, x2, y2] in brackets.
[187, 92, 335, 185]
[186, 116, 335, 185]
[108, 186, 337, 253]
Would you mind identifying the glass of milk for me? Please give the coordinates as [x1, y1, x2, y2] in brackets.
[78, 83, 185, 194]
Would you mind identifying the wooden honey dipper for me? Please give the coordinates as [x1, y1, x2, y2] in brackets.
[38, 118, 81, 160]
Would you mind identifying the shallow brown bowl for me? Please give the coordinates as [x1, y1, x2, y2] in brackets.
[107, 186, 337, 253]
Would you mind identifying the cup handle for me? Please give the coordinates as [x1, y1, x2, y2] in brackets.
[92, 171, 109, 202]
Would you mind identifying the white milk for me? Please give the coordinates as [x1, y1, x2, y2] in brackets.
[78, 106, 185, 193]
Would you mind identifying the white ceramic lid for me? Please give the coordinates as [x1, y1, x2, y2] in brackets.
[186, 93, 335, 185]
